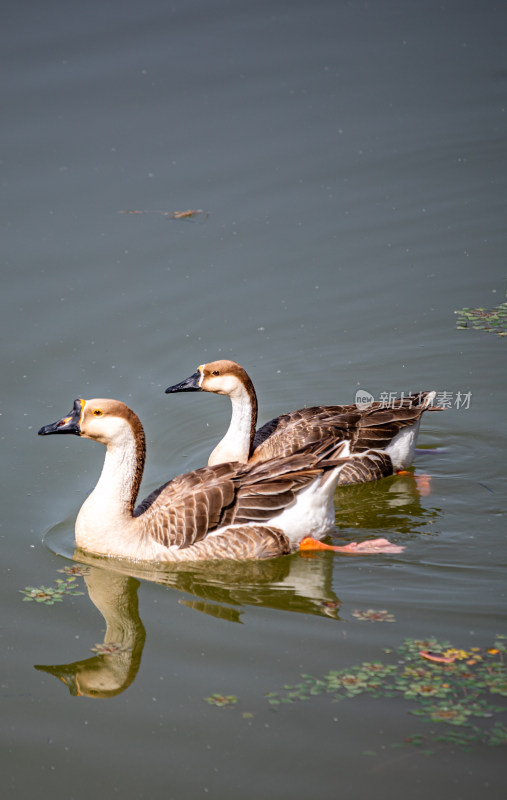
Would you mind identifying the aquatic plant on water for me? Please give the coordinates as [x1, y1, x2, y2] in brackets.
[205, 694, 238, 708]
[352, 608, 395, 623]
[20, 573, 85, 605]
[57, 565, 91, 577]
[207, 635, 507, 753]
[266, 635, 507, 750]
[455, 293, 507, 337]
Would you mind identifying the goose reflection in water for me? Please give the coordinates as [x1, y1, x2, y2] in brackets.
[34, 550, 343, 698]
[35, 570, 146, 699]
[333, 466, 441, 534]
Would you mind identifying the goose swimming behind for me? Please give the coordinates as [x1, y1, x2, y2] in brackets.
[166, 360, 442, 472]
[38, 398, 403, 562]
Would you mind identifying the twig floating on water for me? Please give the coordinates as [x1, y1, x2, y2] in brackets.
[118, 209, 209, 220]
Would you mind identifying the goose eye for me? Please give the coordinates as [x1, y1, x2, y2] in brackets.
[211, 370, 220, 377]
[93, 409, 103, 417]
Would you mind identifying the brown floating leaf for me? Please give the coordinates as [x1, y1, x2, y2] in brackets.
[419, 650, 456, 664]
[118, 208, 208, 220]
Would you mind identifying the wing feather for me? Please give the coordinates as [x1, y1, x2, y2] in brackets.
[251, 392, 440, 460]
[136, 438, 350, 549]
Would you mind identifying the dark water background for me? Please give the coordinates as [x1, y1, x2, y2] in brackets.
[1, 1, 506, 797]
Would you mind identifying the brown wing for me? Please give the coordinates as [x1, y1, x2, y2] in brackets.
[252, 392, 440, 460]
[337, 449, 393, 485]
[251, 407, 361, 462]
[136, 439, 350, 551]
[135, 462, 240, 549]
[353, 392, 440, 451]
[225, 439, 353, 526]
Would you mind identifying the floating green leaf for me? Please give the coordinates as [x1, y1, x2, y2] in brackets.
[20, 586, 64, 605]
[455, 293, 507, 337]
[205, 694, 238, 708]
[57, 565, 91, 576]
[20, 574, 85, 605]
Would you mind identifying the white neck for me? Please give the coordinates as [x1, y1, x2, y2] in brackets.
[208, 383, 253, 465]
[76, 430, 139, 554]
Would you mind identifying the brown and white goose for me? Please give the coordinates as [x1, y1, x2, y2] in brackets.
[165, 360, 441, 473]
[38, 398, 402, 562]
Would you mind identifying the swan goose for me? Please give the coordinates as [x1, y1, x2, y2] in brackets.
[166, 360, 440, 473]
[38, 398, 402, 562]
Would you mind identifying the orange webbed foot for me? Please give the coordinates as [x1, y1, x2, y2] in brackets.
[299, 537, 404, 555]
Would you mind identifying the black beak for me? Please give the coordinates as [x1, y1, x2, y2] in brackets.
[38, 398, 83, 436]
[165, 371, 202, 394]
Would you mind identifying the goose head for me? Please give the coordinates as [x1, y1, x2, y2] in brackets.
[166, 360, 252, 399]
[38, 398, 143, 447]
